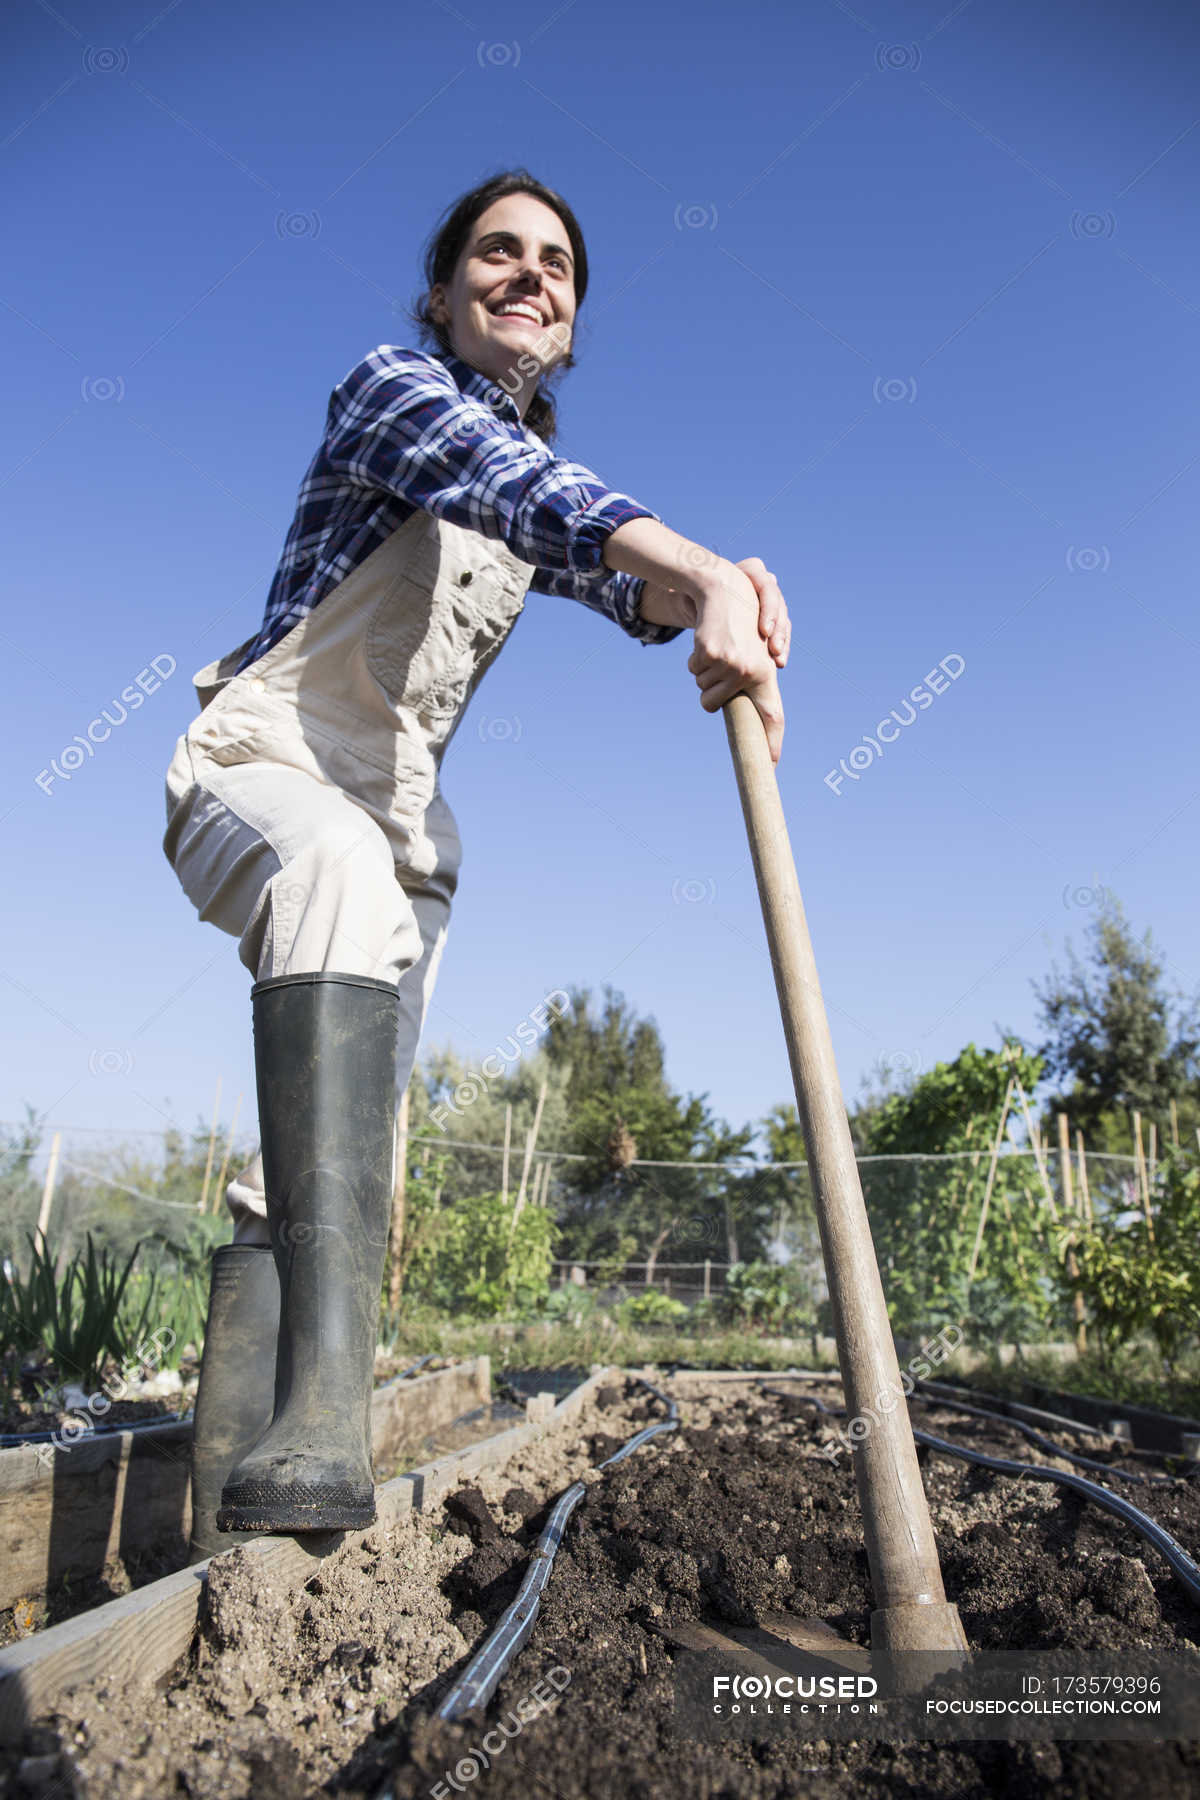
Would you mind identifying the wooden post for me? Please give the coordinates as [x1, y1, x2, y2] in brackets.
[704, 1257, 712, 1301]
[1131, 1111, 1155, 1241]
[199, 1076, 222, 1214]
[1075, 1129, 1093, 1227]
[722, 692, 967, 1666]
[512, 1078, 547, 1227]
[211, 1091, 243, 1220]
[967, 1079, 1013, 1283]
[1058, 1113, 1086, 1353]
[501, 1103, 512, 1206]
[387, 1086, 410, 1311]
[33, 1132, 61, 1258]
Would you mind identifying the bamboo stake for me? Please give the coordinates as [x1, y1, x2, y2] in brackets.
[1075, 1129, 1093, 1227]
[33, 1132, 61, 1258]
[501, 1103, 512, 1206]
[1169, 1097, 1180, 1149]
[513, 1078, 548, 1226]
[387, 1086, 410, 1311]
[211, 1091, 243, 1218]
[1148, 1121, 1157, 1190]
[1132, 1111, 1155, 1241]
[967, 1078, 1014, 1283]
[1058, 1113, 1086, 1353]
[722, 691, 966, 1667]
[1011, 1077, 1058, 1221]
[199, 1076, 223, 1214]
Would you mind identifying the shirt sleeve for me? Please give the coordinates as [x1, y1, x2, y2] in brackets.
[323, 346, 663, 583]
[527, 563, 684, 647]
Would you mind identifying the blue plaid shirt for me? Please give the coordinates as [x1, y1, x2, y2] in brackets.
[236, 344, 684, 672]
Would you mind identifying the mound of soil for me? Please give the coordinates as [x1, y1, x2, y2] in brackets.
[9, 1378, 1200, 1798]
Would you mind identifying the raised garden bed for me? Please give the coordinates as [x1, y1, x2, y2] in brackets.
[3, 1367, 1199, 1796]
[923, 1373, 1200, 1458]
[0, 1356, 491, 1620]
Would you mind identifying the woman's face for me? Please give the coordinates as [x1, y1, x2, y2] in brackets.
[428, 194, 577, 407]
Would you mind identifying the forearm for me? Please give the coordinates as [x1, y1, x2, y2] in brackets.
[605, 517, 718, 630]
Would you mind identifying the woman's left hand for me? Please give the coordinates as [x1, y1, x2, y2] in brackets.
[734, 557, 790, 668]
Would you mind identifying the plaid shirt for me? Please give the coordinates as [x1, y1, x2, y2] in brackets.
[236, 344, 684, 672]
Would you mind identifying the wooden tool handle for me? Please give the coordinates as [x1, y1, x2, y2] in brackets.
[722, 694, 966, 1659]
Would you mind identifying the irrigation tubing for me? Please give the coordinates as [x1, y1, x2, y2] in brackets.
[433, 1378, 679, 1722]
[758, 1380, 1177, 1487]
[908, 1391, 1178, 1487]
[756, 1383, 1200, 1608]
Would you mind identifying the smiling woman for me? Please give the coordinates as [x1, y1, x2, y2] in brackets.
[162, 165, 792, 1550]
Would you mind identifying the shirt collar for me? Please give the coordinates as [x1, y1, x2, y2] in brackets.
[433, 346, 524, 428]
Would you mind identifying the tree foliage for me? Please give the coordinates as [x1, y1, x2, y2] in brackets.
[1033, 897, 1200, 1150]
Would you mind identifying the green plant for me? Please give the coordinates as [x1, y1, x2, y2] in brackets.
[1056, 1144, 1200, 1372]
[617, 1288, 688, 1327]
[721, 1260, 813, 1333]
[1, 1233, 152, 1393]
[405, 1190, 556, 1319]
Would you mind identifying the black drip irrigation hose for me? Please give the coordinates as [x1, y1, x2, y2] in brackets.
[908, 1391, 1178, 1487]
[433, 1378, 679, 1722]
[756, 1381, 1200, 1609]
[759, 1380, 1177, 1488]
[911, 1427, 1200, 1608]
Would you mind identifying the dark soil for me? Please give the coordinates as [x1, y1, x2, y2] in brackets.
[0, 1396, 185, 1438]
[8, 1377, 1200, 1798]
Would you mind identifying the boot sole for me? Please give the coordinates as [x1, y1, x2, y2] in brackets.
[217, 1478, 376, 1533]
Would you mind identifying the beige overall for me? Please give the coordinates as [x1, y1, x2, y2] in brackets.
[163, 507, 538, 1238]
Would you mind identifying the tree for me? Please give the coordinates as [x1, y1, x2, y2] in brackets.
[1032, 898, 1200, 1151]
[540, 985, 764, 1266]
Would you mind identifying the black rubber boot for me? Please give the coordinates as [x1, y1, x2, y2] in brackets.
[217, 972, 398, 1534]
[188, 1245, 280, 1562]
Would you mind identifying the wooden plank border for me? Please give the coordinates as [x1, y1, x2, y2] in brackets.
[0, 1357, 493, 1614]
[0, 1363, 618, 1745]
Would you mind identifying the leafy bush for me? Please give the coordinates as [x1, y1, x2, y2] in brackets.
[618, 1288, 689, 1327]
[721, 1260, 814, 1333]
[1056, 1144, 1200, 1371]
[405, 1190, 556, 1319]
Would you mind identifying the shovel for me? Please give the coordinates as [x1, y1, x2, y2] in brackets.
[722, 693, 968, 1673]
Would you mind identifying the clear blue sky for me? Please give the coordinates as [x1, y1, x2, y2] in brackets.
[2, 0, 1197, 1155]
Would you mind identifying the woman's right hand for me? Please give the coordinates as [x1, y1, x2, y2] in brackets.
[688, 557, 786, 765]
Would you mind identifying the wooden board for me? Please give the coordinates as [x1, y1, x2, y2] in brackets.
[650, 1612, 870, 1679]
[0, 1363, 617, 1745]
[663, 1368, 837, 1387]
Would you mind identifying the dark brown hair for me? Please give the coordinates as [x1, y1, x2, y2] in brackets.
[409, 168, 589, 445]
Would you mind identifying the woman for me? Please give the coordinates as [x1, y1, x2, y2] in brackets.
[168, 169, 789, 1553]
